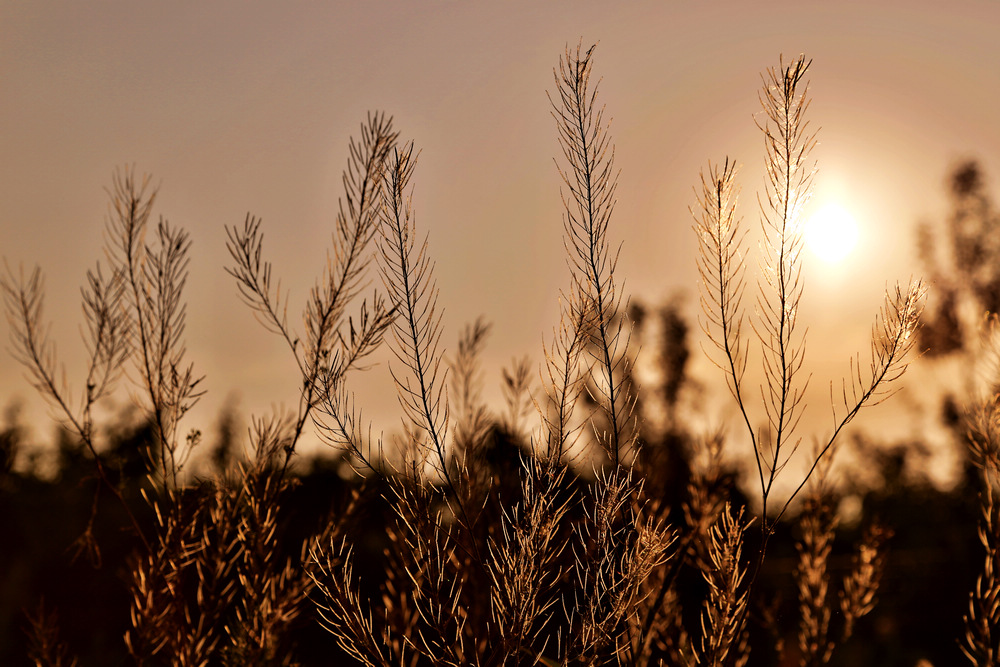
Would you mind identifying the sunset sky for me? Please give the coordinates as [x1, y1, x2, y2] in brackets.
[1, 1, 998, 477]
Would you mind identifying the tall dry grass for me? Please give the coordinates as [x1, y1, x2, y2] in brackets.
[2, 44, 946, 667]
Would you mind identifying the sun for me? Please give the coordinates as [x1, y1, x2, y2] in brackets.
[804, 203, 859, 263]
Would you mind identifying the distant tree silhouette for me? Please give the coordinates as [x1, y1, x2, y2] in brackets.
[918, 160, 1000, 358]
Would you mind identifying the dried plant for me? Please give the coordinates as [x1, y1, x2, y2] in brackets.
[839, 521, 888, 643]
[694, 54, 925, 538]
[547, 43, 686, 666]
[309, 536, 400, 667]
[538, 284, 593, 465]
[225, 449, 315, 663]
[124, 424, 327, 666]
[689, 53, 922, 667]
[7, 134, 386, 662]
[692, 504, 751, 667]
[486, 455, 571, 663]
[25, 600, 78, 667]
[309, 43, 667, 667]
[311, 131, 486, 666]
[125, 485, 231, 666]
[783, 480, 888, 667]
[2, 165, 209, 551]
[374, 142, 450, 478]
[794, 493, 837, 667]
[501, 355, 534, 439]
[567, 468, 674, 664]
[636, 432, 730, 661]
[550, 41, 635, 467]
[753, 57, 816, 500]
[226, 112, 398, 476]
[450, 317, 493, 460]
[963, 384, 1000, 664]
[105, 170, 205, 490]
[308, 45, 918, 667]
[683, 433, 732, 572]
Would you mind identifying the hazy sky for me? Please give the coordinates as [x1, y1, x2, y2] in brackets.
[2, 1, 998, 471]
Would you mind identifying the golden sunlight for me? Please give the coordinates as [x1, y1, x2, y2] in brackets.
[804, 202, 859, 263]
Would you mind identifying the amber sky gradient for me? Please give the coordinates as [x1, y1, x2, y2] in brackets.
[1, 1, 998, 468]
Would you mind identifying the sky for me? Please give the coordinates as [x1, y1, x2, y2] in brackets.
[1, 1, 998, 481]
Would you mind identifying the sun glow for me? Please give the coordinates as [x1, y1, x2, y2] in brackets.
[804, 203, 859, 263]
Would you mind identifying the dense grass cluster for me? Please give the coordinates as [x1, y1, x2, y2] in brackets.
[2, 43, 999, 666]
